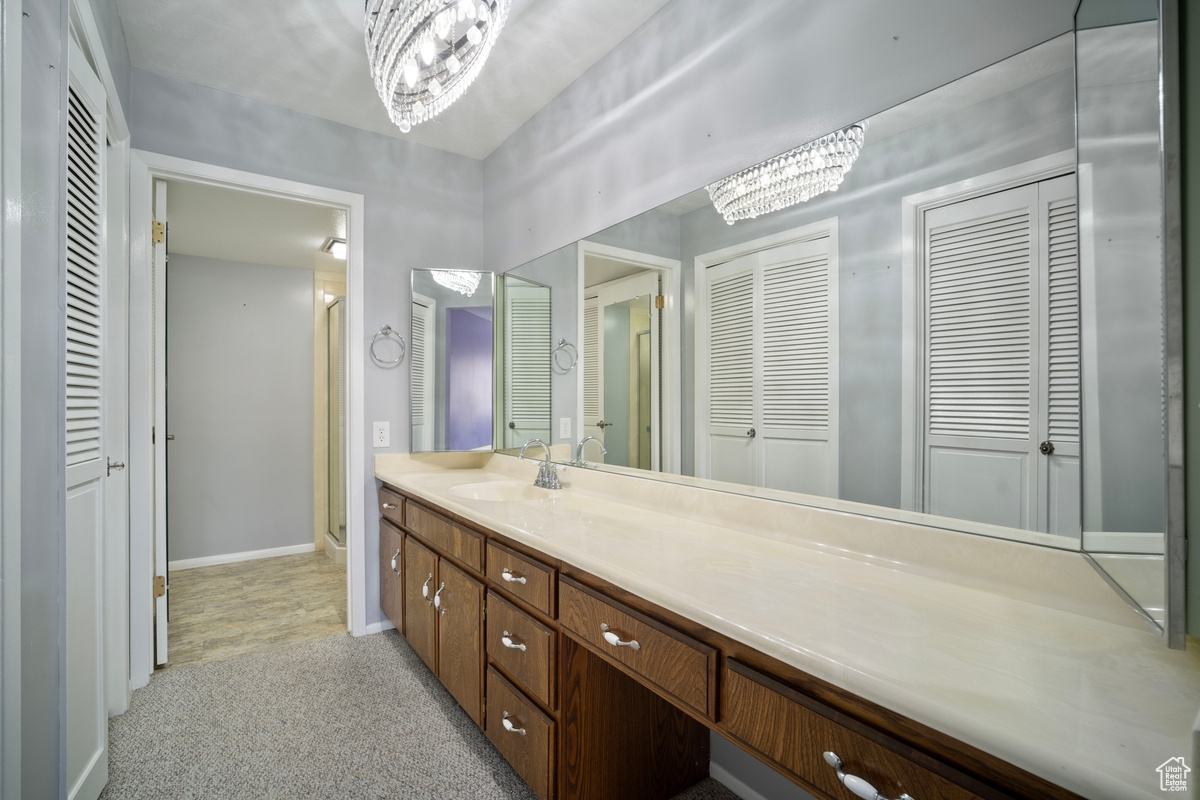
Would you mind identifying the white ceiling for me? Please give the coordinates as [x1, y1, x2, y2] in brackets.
[165, 180, 347, 273]
[115, 0, 673, 160]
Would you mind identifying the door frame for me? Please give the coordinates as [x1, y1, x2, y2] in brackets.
[576, 241, 681, 474]
[899, 150, 1075, 519]
[127, 152, 367, 689]
[693, 219, 840, 489]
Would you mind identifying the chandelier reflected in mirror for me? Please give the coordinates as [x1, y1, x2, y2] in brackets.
[431, 269, 482, 296]
[365, 0, 511, 133]
[707, 122, 868, 225]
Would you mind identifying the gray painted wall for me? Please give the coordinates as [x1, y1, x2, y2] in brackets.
[166, 255, 314, 562]
[482, 0, 1075, 273]
[21, 2, 68, 798]
[129, 66, 484, 628]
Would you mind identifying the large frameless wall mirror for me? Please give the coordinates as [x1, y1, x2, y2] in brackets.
[410, 269, 495, 452]
[494, 9, 1182, 643]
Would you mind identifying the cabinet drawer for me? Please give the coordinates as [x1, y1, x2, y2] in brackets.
[722, 661, 984, 800]
[379, 519, 404, 632]
[407, 502, 483, 572]
[486, 541, 555, 617]
[559, 578, 715, 719]
[379, 488, 404, 528]
[486, 667, 555, 800]
[487, 592, 555, 709]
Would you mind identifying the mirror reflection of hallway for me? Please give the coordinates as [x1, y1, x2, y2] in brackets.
[161, 179, 350, 669]
[583, 268, 661, 470]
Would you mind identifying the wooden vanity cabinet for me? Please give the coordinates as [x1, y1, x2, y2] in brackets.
[379, 519, 405, 633]
[379, 484, 1081, 800]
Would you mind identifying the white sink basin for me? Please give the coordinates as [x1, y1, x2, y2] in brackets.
[448, 480, 553, 503]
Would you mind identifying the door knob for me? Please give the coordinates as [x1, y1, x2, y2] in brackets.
[747, 428, 756, 438]
[107, 459, 125, 476]
[166, 434, 175, 441]
[597, 420, 613, 429]
[1039, 440, 1055, 455]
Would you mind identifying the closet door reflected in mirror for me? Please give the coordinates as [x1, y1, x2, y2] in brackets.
[411, 269, 495, 453]
[327, 297, 346, 548]
[496, 274, 551, 450]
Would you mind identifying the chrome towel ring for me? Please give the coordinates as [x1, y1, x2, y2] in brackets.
[370, 324, 406, 367]
[552, 338, 578, 373]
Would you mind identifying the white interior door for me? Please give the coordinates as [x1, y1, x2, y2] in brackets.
[65, 38, 109, 800]
[700, 233, 838, 494]
[582, 297, 603, 446]
[920, 176, 1079, 533]
[152, 179, 168, 664]
[704, 254, 757, 485]
[503, 282, 551, 447]
[410, 295, 435, 451]
[1037, 175, 1081, 535]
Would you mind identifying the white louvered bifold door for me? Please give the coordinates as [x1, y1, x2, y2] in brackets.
[757, 238, 838, 496]
[582, 297, 602, 443]
[1037, 175, 1080, 535]
[65, 38, 110, 800]
[410, 299, 435, 451]
[922, 183, 1041, 530]
[504, 283, 551, 447]
[705, 254, 757, 485]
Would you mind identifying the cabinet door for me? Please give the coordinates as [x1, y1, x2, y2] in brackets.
[437, 559, 485, 727]
[379, 520, 404, 632]
[403, 536, 438, 673]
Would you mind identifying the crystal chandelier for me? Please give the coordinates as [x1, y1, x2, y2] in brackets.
[707, 122, 868, 225]
[365, 0, 511, 133]
[431, 269, 481, 296]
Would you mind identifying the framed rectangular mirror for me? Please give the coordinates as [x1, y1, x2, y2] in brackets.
[410, 269, 495, 452]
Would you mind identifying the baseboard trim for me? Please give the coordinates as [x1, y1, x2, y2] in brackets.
[710, 761, 771, 800]
[361, 620, 396, 636]
[168, 543, 316, 572]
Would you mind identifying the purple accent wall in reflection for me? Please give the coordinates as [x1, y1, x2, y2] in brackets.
[446, 306, 493, 450]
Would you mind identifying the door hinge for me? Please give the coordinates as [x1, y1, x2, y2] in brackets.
[654, 294, 665, 309]
[152, 220, 165, 244]
[154, 575, 166, 598]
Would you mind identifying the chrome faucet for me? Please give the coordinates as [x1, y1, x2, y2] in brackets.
[572, 436, 607, 468]
[518, 438, 560, 489]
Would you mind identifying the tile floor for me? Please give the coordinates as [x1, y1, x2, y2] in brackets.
[164, 550, 347, 670]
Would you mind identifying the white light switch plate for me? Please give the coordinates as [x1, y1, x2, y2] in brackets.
[559, 417, 572, 439]
[373, 421, 390, 448]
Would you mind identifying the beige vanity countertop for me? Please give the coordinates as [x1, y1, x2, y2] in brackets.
[375, 454, 1200, 800]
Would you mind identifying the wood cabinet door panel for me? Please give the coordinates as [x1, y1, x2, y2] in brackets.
[403, 535, 438, 673]
[379, 488, 405, 528]
[379, 519, 404, 632]
[408, 502, 483, 571]
[559, 578, 715, 719]
[437, 559, 485, 727]
[487, 591, 555, 709]
[486, 540, 555, 616]
[722, 661, 984, 800]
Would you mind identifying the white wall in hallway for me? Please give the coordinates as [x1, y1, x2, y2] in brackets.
[166, 254, 314, 562]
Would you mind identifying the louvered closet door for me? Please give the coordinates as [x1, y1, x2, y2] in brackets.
[582, 297, 602, 444]
[411, 299, 435, 451]
[65, 38, 109, 800]
[504, 283, 551, 447]
[922, 184, 1042, 530]
[1037, 175, 1080, 535]
[757, 238, 837, 496]
[705, 254, 757, 485]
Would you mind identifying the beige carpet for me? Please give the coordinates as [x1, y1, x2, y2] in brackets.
[100, 631, 742, 800]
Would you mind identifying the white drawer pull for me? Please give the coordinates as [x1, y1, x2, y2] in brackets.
[600, 623, 640, 651]
[823, 752, 915, 800]
[501, 567, 527, 585]
[382, 502, 397, 510]
[501, 631, 527, 652]
[390, 548, 401, 575]
[433, 582, 445, 615]
[422, 574, 433, 602]
[501, 712, 526, 736]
